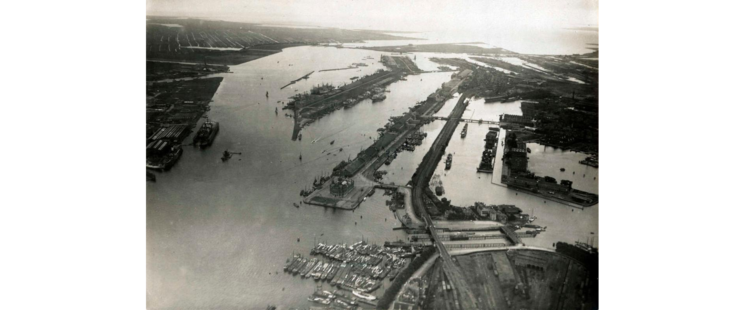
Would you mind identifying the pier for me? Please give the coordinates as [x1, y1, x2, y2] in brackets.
[427, 116, 500, 125]
[280, 71, 314, 89]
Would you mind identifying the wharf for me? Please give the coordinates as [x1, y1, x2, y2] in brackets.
[427, 116, 500, 125]
[302, 72, 469, 211]
[500, 130, 599, 209]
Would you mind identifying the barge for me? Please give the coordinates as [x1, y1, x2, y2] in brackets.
[146, 140, 183, 171]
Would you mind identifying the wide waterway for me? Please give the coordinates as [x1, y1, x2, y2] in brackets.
[147, 45, 599, 309]
[147, 46, 453, 309]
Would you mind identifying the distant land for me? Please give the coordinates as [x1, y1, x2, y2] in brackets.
[146, 17, 418, 65]
[566, 26, 599, 32]
[360, 42, 516, 55]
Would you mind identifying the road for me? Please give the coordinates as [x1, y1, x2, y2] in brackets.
[411, 89, 481, 310]
[400, 187, 425, 228]
[389, 253, 440, 310]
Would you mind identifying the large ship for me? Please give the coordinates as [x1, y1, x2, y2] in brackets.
[146, 140, 183, 171]
[192, 121, 219, 148]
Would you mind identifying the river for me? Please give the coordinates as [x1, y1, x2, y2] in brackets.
[147, 45, 598, 309]
[147, 46, 453, 309]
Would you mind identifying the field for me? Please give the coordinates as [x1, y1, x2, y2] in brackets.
[146, 17, 415, 65]
[420, 249, 597, 310]
[146, 61, 229, 81]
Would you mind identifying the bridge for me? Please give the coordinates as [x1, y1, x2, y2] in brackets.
[500, 226, 523, 245]
[427, 115, 500, 125]
[411, 90, 481, 310]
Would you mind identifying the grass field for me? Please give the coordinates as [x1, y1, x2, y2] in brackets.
[146, 17, 415, 65]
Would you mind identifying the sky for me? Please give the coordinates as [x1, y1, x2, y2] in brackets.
[146, 0, 599, 33]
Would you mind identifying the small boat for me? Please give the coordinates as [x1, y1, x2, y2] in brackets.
[307, 297, 331, 305]
[352, 290, 376, 301]
[560, 168, 566, 172]
[330, 140, 335, 145]
[266, 91, 269, 97]
[293, 203, 300, 208]
[146, 171, 157, 182]
[220, 150, 241, 162]
[299, 154, 303, 161]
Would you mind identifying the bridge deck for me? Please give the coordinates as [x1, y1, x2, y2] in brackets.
[500, 226, 523, 245]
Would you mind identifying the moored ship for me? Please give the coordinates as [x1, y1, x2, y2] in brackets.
[352, 290, 376, 301]
[192, 121, 219, 148]
[371, 93, 386, 102]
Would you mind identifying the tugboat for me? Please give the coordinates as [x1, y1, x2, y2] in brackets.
[146, 140, 183, 171]
[222, 151, 243, 162]
[192, 121, 219, 148]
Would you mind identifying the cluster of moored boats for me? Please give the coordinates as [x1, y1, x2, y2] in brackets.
[384, 131, 427, 165]
[342, 87, 387, 109]
[306, 288, 382, 308]
[284, 241, 414, 300]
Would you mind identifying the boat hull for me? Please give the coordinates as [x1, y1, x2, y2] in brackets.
[146, 147, 183, 171]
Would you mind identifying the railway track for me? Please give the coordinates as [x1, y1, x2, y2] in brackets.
[411, 89, 481, 309]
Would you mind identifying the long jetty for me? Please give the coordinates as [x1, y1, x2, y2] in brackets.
[318, 67, 358, 72]
[280, 71, 314, 89]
